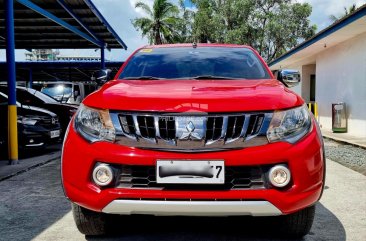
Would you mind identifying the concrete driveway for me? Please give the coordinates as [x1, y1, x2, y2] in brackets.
[0, 159, 365, 241]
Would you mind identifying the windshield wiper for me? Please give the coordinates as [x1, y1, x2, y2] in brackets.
[122, 76, 164, 80]
[190, 75, 243, 80]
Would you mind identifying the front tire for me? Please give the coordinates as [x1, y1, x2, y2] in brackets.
[277, 205, 316, 238]
[72, 203, 108, 236]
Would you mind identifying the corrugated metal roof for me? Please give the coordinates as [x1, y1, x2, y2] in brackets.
[0, 0, 127, 49]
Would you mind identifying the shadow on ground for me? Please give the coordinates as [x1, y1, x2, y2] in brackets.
[0, 143, 61, 160]
[86, 202, 346, 241]
[0, 159, 70, 240]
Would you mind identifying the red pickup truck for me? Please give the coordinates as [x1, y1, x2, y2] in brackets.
[62, 44, 325, 237]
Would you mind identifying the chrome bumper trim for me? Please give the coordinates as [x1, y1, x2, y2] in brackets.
[102, 200, 282, 216]
[25, 142, 44, 147]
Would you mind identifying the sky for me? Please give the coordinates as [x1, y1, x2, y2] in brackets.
[1, 0, 365, 62]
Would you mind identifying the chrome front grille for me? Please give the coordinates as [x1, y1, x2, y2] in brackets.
[207, 117, 223, 140]
[226, 116, 244, 139]
[136, 116, 156, 139]
[110, 112, 273, 152]
[38, 116, 59, 127]
[158, 116, 175, 140]
[117, 165, 267, 190]
[119, 115, 135, 134]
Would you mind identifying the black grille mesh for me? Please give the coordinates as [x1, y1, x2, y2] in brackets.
[117, 165, 266, 190]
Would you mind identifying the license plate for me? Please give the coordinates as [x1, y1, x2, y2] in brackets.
[50, 130, 60, 138]
[156, 160, 225, 184]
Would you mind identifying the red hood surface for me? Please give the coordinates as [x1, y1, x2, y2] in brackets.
[83, 79, 303, 112]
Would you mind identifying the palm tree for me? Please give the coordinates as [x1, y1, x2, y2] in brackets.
[330, 4, 357, 22]
[132, 0, 180, 45]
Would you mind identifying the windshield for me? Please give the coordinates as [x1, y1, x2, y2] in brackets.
[119, 47, 270, 80]
[41, 84, 73, 102]
[0, 87, 54, 106]
[16, 88, 48, 105]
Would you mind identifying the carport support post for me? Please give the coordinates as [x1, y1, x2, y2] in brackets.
[101, 47, 105, 69]
[5, 0, 19, 164]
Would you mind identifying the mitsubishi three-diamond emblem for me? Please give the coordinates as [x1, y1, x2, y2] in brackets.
[179, 121, 202, 140]
[186, 121, 195, 132]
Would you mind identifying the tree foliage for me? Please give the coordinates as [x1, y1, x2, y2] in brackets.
[189, 0, 316, 62]
[330, 4, 358, 22]
[131, 0, 180, 44]
[132, 0, 316, 62]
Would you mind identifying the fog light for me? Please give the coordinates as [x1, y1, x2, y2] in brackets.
[268, 165, 291, 187]
[92, 164, 114, 186]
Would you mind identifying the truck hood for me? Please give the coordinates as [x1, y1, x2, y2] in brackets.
[83, 79, 303, 112]
[18, 105, 57, 117]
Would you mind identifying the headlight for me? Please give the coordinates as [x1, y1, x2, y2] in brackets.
[267, 105, 312, 143]
[17, 116, 38, 125]
[74, 104, 115, 142]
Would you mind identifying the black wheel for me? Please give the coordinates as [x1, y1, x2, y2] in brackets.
[277, 205, 316, 238]
[72, 203, 108, 236]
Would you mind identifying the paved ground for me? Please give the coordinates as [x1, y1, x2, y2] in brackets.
[0, 144, 61, 181]
[0, 158, 365, 241]
[322, 129, 366, 149]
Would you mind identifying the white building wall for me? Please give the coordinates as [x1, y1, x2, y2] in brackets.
[316, 32, 366, 137]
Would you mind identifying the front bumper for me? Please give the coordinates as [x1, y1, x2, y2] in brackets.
[62, 120, 325, 216]
[20, 125, 61, 148]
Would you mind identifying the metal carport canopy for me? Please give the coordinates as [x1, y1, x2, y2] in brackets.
[0, 60, 124, 82]
[2, 0, 127, 165]
[0, 0, 127, 49]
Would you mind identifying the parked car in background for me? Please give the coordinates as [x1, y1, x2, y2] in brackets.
[0, 90, 61, 151]
[0, 86, 77, 137]
[62, 44, 325, 238]
[32, 81, 98, 105]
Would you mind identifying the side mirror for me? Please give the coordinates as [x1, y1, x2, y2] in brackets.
[92, 69, 112, 85]
[277, 69, 301, 88]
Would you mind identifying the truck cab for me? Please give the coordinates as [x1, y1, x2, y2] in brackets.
[33, 81, 98, 105]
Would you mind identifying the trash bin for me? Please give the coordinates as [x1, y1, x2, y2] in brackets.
[332, 103, 347, 133]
